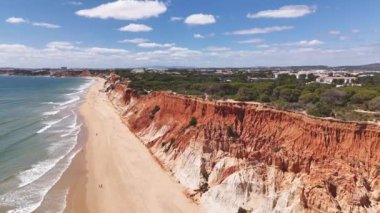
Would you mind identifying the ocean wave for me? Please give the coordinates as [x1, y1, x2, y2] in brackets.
[57, 105, 68, 110]
[64, 90, 82, 96]
[0, 120, 40, 139]
[0, 132, 39, 158]
[64, 79, 94, 97]
[42, 101, 55, 105]
[57, 188, 70, 213]
[19, 112, 79, 188]
[42, 95, 80, 107]
[0, 76, 91, 212]
[0, 148, 81, 213]
[17, 132, 78, 188]
[42, 110, 60, 116]
[60, 124, 82, 138]
[0, 118, 20, 126]
[36, 115, 70, 134]
[42, 79, 94, 108]
[17, 157, 64, 188]
[78, 79, 95, 92]
[58, 96, 80, 107]
[59, 112, 80, 137]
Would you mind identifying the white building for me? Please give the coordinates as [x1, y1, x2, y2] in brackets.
[316, 76, 357, 84]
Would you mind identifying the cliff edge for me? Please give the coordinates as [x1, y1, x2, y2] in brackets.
[105, 76, 380, 213]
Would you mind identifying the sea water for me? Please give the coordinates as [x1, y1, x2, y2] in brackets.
[0, 76, 94, 212]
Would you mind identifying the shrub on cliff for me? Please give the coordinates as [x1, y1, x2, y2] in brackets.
[307, 103, 333, 117]
[149, 105, 160, 119]
[184, 117, 197, 130]
[188, 117, 197, 127]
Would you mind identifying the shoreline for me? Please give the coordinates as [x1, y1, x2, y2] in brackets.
[59, 107, 89, 213]
[35, 79, 92, 213]
[0, 76, 94, 212]
[62, 78, 199, 212]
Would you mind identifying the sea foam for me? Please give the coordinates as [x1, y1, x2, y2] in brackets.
[0, 148, 81, 213]
[36, 115, 70, 134]
[0, 77, 94, 212]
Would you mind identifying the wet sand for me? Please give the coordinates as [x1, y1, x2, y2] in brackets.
[66, 78, 199, 213]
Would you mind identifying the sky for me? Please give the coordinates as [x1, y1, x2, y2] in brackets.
[1, 0, 380, 68]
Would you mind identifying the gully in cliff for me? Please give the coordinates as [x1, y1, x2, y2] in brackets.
[105, 74, 380, 213]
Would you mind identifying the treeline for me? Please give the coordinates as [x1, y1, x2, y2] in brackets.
[117, 71, 380, 121]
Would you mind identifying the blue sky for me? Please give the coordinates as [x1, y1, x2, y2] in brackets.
[1, 0, 380, 68]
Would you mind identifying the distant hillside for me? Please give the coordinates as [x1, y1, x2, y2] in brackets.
[335, 63, 380, 71]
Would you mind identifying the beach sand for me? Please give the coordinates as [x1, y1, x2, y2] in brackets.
[63, 78, 199, 213]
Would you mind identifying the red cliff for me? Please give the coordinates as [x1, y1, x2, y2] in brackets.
[106, 79, 380, 213]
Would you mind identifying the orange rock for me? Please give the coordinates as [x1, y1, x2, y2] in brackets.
[105, 75, 380, 212]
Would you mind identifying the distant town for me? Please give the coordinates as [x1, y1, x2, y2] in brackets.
[1, 63, 380, 88]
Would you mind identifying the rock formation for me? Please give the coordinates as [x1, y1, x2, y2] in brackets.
[105, 76, 380, 213]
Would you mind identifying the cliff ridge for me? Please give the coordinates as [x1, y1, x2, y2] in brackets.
[105, 76, 380, 213]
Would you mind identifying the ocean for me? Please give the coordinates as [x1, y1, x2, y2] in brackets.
[0, 75, 94, 212]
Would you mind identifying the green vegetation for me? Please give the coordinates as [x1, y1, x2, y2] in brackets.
[183, 117, 198, 130]
[149, 105, 160, 119]
[306, 103, 333, 117]
[368, 97, 380, 111]
[116, 70, 380, 121]
[188, 117, 197, 127]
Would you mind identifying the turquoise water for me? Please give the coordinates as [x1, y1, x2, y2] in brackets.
[0, 76, 93, 212]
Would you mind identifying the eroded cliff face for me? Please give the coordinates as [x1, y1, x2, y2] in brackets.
[106, 78, 380, 213]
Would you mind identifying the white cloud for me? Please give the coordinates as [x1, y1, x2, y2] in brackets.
[184, 13, 216, 25]
[260, 40, 324, 48]
[6, 17, 28, 24]
[119, 38, 148, 44]
[6, 17, 60, 29]
[46, 41, 76, 50]
[67, 1, 83, 6]
[228, 26, 294, 35]
[134, 46, 202, 61]
[87, 47, 129, 54]
[297, 40, 324, 46]
[204, 47, 230, 52]
[119, 24, 153, 32]
[0, 44, 32, 53]
[247, 5, 316, 19]
[76, 0, 167, 20]
[170, 17, 183, 22]
[137, 42, 175, 48]
[237, 38, 265, 44]
[32, 22, 61, 29]
[328, 30, 341, 35]
[257, 44, 271, 49]
[194, 34, 204, 39]
[0, 42, 380, 68]
[339, 36, 348, 41]
[328, 30, 348, 41]
[193, 33, 215, 39]
[352, 29, 360, 33]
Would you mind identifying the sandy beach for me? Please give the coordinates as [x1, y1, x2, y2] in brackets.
[66, 78, 199, 213]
